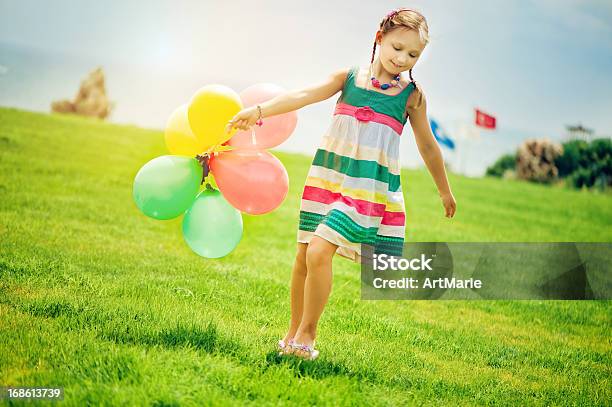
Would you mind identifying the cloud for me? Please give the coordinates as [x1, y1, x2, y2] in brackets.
[0, 64, 8, 75]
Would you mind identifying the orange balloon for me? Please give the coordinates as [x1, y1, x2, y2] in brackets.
[228, 83, 298, 150]
[209, 149, 289, 215]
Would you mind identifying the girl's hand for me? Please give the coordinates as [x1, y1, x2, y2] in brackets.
[225, 106, 259, 133]
[440, 191, 457, 218]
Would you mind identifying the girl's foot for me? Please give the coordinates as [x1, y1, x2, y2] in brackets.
[286, 332, 318, 359]
[288, 341, 320, 360]
[278, 338, 295, 355]
[278, 329, 297, 354]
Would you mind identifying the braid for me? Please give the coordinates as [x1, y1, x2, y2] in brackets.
[370, 40, 377, 64]
[407, 68, 422, 109]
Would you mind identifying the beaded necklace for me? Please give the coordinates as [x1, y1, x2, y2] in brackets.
[370, 72, 401, 90]
[367, 61, 404, 92]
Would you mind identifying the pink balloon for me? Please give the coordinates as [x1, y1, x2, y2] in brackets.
[228, 83, 298, 150]
[209, 149, 289, 215]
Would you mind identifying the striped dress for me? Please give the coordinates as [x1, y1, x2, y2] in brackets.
[297, 65, 414, 263]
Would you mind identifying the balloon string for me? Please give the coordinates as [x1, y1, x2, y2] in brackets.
[195, 153, 210, 185]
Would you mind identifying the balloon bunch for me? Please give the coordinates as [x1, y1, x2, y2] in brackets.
[133, 83, 297, 258]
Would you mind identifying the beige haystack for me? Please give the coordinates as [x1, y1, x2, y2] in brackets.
[51, 67, 112, 119]
[516, 138, 563, 183]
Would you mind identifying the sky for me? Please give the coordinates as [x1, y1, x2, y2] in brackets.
[1, 0, 611, 175]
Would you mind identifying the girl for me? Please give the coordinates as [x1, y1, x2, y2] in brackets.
[226, 8, 456, 360]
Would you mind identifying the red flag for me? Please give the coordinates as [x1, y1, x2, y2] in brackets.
[475, 108, 496, 129]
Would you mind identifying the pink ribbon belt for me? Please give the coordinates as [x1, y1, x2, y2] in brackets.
[334, 103, 403, 135]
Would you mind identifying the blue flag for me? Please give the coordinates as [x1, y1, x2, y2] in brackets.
[430, 118, 455, 150]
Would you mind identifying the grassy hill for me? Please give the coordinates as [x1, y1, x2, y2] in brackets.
[0, 107, 610, 406]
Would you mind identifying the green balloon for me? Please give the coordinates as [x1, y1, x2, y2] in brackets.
[182, 187, 243, 258]
[133, 155, 202, 220]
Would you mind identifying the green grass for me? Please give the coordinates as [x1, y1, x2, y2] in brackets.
[0, 106, 610, 406]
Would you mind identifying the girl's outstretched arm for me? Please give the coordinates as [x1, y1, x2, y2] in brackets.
[226, 68, 349, 133]
[407, 89, 457, 218]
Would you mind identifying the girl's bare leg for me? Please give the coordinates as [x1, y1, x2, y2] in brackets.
[292, 236, 337, 352]
[282, 242, 309, 343]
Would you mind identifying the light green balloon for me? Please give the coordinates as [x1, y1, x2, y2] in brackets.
[182, 187, 243, 258]
[133, 155, 202, 220]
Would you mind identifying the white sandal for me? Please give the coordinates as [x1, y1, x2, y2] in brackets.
[278, 339, 295, 355]
[289, 341, 320, 360]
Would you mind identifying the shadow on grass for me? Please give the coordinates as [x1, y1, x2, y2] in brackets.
[263, 351, 378, 382]
[13, 297, 244, 357]
[9, 296, 380, 384]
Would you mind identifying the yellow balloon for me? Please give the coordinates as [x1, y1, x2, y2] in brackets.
[188, 84, 243, 151]
[165, 104, 205, 156]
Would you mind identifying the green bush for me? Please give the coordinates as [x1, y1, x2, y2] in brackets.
[559, 138, 612, 190]
[487, 138, 611, 190]
[486, 153, 516, 177]
[555, 139, 589, 177]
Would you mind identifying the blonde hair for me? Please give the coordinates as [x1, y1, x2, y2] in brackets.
[369, 8, 429, 110]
